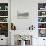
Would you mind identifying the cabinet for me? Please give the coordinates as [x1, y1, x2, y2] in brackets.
[38, 3, 46, 37]
[0, 35, 8, 45]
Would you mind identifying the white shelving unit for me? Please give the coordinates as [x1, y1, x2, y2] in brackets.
[38, 3, 46, 37]
[0, 3, 8, 35]
[0, 2, 9, 45]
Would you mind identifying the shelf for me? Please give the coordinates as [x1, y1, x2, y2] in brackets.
[38, 22, 46, 23]
[38, 10, 46, 11]
[38, 28, 46, 29]
[0, 22, 8, 23]
[0, 10, 8, 11]
[38, 16, 46, 17]
[0, 16, 8, 17]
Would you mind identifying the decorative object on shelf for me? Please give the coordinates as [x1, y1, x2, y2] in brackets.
[38, 23, 46, 28]
[0, 6, 1, 10]
[0, 11, 8, 16]
[38, 3, 46, 10]
[0, 23, 8, 30]
[38, 29, 46, 37]
[45, 6, 46, 9]
[38, 17, 46, 22]
[11, 23, 16, 30]
[29, 25, 35, 30]
[38, 11, 46, 16]
[40, 8, 45, 10]
[0, 3, 8, 10]
[38, 17, 43, 22]
[42, 12, 45, 15]
[0, 17, 8, 22]
[5, 6, 8, 10]
[0, 23, 8, 37]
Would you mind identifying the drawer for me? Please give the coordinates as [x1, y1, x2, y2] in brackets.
[0, 37, 8, 45]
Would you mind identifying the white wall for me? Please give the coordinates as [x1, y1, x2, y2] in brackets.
[11, 0, 46, 46]
[11, 0, 38, 30]
[11, 0, 46, 29]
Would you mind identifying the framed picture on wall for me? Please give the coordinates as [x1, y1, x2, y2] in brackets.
[17, 11, 29, 19]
